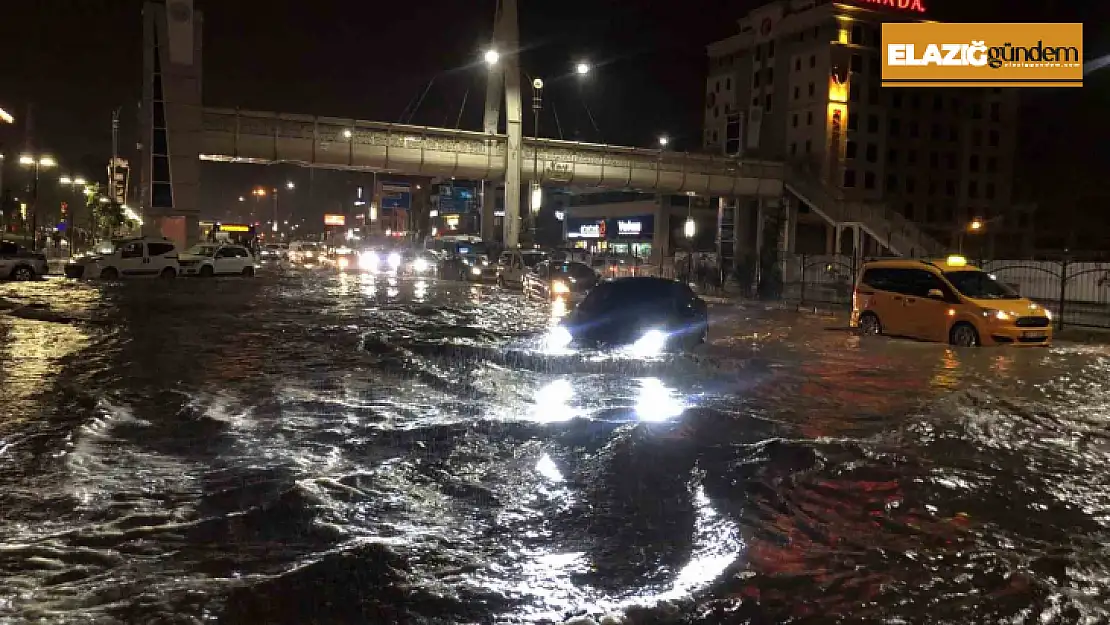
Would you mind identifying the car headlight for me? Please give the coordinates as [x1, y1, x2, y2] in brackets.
[359, 251, 379, 270]
[337, 256, 350, 269]
[630, 329, 668, 357]
[544, 325, 573, 350]
[470, 266, 482, 275]
[413, 257, 429, 272]
[388, 252, 401, 269]
[1043, 309, 1053, 320]
[983, 308, 1011, 321]
[552, 280, 569, 294]
[304, 252, 314, 259]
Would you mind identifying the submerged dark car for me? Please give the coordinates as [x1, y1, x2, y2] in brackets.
[544, 277, 708, 353]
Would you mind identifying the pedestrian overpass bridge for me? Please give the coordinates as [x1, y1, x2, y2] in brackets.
[197, 107, 944, 257]
[198, 108, 784, 197]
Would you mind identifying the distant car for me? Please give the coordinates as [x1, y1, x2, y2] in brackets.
[523, 260, 596, 303]
[259, 243, 288, 262]
[440, 253, 495, 282]
[178, 243, 257, 277]
[496, 249, 549, 289]
[543, 277, 708, 354]
[357, 248, 403, 273]
[64, 237, 179, 280]
[325, 246, 359, 271]
[288, 241, 324, 264]
[398, 249, 437, 277]
[0, 240, 49, 281]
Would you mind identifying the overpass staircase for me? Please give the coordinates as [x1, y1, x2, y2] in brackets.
[783, 166, 944, 258]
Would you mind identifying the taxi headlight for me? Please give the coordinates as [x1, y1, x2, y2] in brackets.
[337, 256, 350, 269]
[983, 308, 1011, 321]
[359, 251, 379, 270]
[1044, 308, 1053, 321]
[552, 280, 569, 294]
[630, 328, 667, 357]
[470, 266, 482, 275]
[413, 257, 429, 272]
[388, 252, 401, 268]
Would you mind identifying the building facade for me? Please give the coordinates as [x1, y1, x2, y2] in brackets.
[703, 0, 1032, 257]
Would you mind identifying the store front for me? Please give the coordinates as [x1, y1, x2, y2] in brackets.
[565, 215, 654, 259]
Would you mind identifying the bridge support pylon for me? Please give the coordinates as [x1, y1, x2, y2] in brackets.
[483, 0, 524, 249]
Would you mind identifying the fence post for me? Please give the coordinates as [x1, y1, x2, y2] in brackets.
[1057, 258, 1068, 331]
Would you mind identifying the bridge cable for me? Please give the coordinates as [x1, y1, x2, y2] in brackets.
[404, 76, 436, 125]
[550, 103, 565, 140]
[454, 87, 470, 129]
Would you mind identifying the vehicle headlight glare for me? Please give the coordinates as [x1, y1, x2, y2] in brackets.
[388, 252, 401, 268]
[631, 329, 667, 357]
[552, 280, 569, 294]
[413, 257, 429, 272]
[359, 251, 378, 271]
[337, 256, 349, 269]
[1044, 308, 1053, 320]
[471, 266, 482, 275]
[544, 326, 573, 350]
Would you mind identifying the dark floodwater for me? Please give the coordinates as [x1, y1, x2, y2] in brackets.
[1, 269, 1109, 624]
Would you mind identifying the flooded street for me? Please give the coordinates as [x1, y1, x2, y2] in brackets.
[1, 269, 1109, 624]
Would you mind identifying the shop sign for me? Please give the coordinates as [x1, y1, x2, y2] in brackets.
[617, 219, 642, 235]
[324, 214, 346, 226]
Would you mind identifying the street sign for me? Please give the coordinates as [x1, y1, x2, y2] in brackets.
[380, 182, 411, 210]
[546, 162, 572, 182]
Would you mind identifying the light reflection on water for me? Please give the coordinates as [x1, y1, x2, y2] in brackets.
[0, 274, 1109, 623]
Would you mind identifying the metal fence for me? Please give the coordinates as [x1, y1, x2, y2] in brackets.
[773, 253, 1110, 330]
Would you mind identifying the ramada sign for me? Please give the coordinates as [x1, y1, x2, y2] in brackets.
[853, 0, 926, 13]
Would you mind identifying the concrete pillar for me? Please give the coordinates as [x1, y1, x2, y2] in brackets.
[852, 225, 863, 262]
[825, 223, 836, 255]
[754, 198, 765, 260]
[833, 224, 843, 256]
[651, 195, 670, 267]
[783, 196, 797, 253]
[734, 198, 753, 262]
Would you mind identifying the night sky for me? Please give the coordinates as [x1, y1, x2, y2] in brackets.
[0, 0, 1105, 233]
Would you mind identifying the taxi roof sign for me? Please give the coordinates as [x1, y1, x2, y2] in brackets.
[945, 254, 967, 266]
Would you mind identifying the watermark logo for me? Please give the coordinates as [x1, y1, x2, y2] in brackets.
[882, 23, 1083, 87]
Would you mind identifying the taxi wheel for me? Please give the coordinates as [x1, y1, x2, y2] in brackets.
[100, 267, 119, 281]
[949, 322, 980, 347]
[159, 267, 177, 279]
[858, 312, 882, 336]
[242, 266, 255, 277]
[199, 265, 215, 277]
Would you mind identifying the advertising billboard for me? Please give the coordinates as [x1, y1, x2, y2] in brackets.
[324, 214, 346, 226]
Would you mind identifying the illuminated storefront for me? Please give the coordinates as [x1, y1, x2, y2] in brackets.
[565, 215, 654, 257]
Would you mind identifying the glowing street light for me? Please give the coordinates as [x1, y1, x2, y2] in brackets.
[575, 62, 590, 75]
[342, 129, 352, 139]
[252, 187, 266, 197]
[18, 154, 35, 166]
[684, 217, 696, 239]
[238, 196, 245, 202]
[0, 107, 13, 124]
[73, 177, 86, 186]
[286, 180, 295, 190]
[658, 135, 669, 148]
[484, 49, 500, 66]
[59, 176, 72, 185]
[968, 218, 984, 231]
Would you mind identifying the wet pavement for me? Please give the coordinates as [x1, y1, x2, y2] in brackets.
[1, 267, 1109, 624]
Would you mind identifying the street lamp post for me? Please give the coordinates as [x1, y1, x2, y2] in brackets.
[19, 154, 57, 251]
[529, 77, 544, 245]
